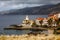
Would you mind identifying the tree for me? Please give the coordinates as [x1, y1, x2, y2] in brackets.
[58, 18, 60, 26]
[54, 18, 60, 27]
[39, 20, 43, 27]
[55, 19, 59, 27]
[47, 18, 53, 27]
[10, 25, 18, 27]
[31, 21, 39, 27]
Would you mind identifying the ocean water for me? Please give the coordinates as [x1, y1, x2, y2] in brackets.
[0, 15, 48, 35]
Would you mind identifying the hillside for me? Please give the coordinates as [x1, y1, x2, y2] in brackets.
[1, 3, 60, 15]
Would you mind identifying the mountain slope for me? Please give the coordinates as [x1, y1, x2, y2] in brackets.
[1, 3, 60, 15]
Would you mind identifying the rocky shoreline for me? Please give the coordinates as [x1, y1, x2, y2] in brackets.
[0, 34, 60, 40]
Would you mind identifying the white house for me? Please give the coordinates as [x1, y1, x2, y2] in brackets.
[21, 15, 34, 27]
[57, 13, 60, 18]
[21, 15, 31, 27]
[35, 19, 40, 25]
[42, 18, 48, 25]
[35, 18, 44, 25]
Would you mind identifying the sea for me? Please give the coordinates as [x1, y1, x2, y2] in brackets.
[0, 15, 48, 35]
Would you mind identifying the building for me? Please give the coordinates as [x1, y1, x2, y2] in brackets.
[48, 12, 60, 19]
[57, 13, 60, 18]
[48, 13, 60, 26]
[35, 17, 44, 25]
[42, 18, 48, 25]
[36, 17, 48, 26]
[21, 15, 34, 27]
[22, 15, 29, 24]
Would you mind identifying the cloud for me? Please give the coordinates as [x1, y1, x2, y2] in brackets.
[0, 3, 44, 11]
[0, 0, 60, 4]
[0, 0, 60, 11]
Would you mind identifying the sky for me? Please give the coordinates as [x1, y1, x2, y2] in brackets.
[0, 0, 60, 11]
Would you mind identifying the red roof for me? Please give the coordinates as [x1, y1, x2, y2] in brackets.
[36, 17, 44, 20]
